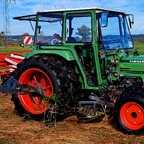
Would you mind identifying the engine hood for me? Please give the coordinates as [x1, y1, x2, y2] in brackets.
[119, 55, 144, 73]
[121, 55, 144, 63]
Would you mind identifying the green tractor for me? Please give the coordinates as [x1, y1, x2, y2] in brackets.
[1, 7, 144, 134]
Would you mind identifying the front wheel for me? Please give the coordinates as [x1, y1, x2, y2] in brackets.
[114, 96, 144, 134]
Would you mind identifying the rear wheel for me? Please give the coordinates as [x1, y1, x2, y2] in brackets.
[12, 55, 81, 121]
[18, 68, 55, 114]
[114, 96, 144, 134]
[12, 59, 59, 120]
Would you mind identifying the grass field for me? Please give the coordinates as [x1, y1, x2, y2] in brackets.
[0, 45, 32, 52]
[134, 41, 144, 54]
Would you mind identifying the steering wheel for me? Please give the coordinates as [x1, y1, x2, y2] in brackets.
[51, 39, 59, 45]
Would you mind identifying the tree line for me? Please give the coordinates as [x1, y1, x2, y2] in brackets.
[0, 32, 30, 46]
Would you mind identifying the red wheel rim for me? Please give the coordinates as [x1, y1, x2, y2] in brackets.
[18, 68, 54, 114]
[120, 102, 144, 130]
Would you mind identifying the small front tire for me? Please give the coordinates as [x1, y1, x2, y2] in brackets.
[114, 96, 144, 134]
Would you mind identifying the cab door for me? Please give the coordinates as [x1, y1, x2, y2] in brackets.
[63, 11, 101, 88]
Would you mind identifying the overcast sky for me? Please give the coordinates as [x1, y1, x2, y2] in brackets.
[0, 0, 144, 35]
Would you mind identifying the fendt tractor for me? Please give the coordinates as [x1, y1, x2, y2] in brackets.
[1, 7, 144, 134]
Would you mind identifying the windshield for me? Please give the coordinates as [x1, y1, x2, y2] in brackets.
[99, 12, 133, 50]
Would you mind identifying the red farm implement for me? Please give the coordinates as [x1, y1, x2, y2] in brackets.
[0, 53, 23, 80]
[0, 50, 31, 80]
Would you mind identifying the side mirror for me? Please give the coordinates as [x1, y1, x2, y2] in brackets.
[37, 26, 41, 34]
[127, 14, 134, 29]
[101, 12, 108, 27]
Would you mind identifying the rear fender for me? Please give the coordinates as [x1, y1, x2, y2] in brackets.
[24, 49, 75, 61]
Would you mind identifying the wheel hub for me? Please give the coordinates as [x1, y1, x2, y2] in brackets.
[120, 102, 144, 130]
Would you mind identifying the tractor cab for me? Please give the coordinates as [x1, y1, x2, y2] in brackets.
[14, 8, 134, 87]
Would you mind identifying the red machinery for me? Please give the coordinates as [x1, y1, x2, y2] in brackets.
[0, 53, 24, 80]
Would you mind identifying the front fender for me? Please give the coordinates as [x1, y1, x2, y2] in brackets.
[114, 82, 144, 114]
[120, 82, 143, 98]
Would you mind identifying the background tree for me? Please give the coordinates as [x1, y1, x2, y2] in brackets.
[0, 32, 6, 46]
[75, 25, 91, 41]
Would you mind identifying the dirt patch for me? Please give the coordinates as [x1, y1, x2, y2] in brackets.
[0, 92, 144, 144]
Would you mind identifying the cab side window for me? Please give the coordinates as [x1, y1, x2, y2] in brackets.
[66, 13, 92, 43]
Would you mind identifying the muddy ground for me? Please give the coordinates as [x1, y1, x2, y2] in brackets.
[0, 92, 144, 144]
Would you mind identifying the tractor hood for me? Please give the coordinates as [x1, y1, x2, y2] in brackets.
[120, 55, 144, 73]
[121, 55, 144, 63]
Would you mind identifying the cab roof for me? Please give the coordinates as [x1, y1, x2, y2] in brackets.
[36, 7, 124, 14]
[13, 7, 125, 22]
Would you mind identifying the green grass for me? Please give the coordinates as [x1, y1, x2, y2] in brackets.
[134, 41, 144, 54]
[0, 46, 32, 52]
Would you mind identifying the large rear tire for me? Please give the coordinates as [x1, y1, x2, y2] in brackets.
[12, 55, 81, 121]
[12, 59, 59, 119]
[114, 95, 144, 134]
